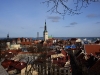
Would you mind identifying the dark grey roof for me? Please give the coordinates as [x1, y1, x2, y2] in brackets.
[0, 64, 8, 75]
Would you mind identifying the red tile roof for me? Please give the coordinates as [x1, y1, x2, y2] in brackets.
[61, 50, 67, 55]
[84, 44, 100, 55]
[1, 59, 27, 71]
[1, 50, 22, 58]
[52, 57, 65, 67]
[1, 59, 12, 68]
[21, 42, 32, 45]
[14, 62, 27, 70]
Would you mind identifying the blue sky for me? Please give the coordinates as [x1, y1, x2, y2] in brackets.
[0, 0, 100, 37]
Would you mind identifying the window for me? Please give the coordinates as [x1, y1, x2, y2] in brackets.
[48, 67, 50, 70]
[66, 70, 68, 72]
[57, 69, 59, 72]
[61, 70, 64, 73]
[48, 71, 51, 75]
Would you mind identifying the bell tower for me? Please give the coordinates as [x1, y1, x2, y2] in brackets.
[43, 20, 48, 41]
[6, 33, 10, 49]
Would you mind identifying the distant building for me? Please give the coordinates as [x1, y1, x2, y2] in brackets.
[43, 20, 48, 41]
[37, 32, 39, 40]
[6, 33, 10, 49]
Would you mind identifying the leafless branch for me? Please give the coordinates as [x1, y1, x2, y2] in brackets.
[43, 0, 99, 16]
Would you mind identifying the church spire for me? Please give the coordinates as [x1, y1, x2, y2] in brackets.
[45, 20, 46, 25]
[43, 20, 48, 41]
[7, 33, 9, 39]
[7, 33, 9, 42]
[44, 20, 47, 32]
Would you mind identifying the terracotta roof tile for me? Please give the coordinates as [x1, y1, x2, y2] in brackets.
[1, 59, 13, 68]
[21, 42, 32, 45]
[1, 59, 27, 71]
[14, 62, 27, 70]
[84, 44, 100, 55]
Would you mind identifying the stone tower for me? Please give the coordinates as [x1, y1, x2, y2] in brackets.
[43, 20, 48, 41]
[6, 33, 10, 49]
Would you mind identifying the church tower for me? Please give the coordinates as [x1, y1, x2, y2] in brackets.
[7, 33, 9, 41]
[6, 33, 10, 50]
[43, 20, 48, 41]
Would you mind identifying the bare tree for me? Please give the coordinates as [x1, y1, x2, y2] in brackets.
[43, 0, 99, 16]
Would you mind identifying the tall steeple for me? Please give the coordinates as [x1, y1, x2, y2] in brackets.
[7, 33, 9, 41]
[44, 20, 47, 32]
[6, 33, 10, 49]
[43, 20, 48, 41]
[7, 33, 9, 39]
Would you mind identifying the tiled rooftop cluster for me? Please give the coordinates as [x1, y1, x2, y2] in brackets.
[0, 37, 100, 75]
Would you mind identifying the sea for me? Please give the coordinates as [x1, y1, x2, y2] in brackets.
[37, 37, 100, 42]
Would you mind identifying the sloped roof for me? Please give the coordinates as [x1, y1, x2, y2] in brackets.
[1, 59, 12, 68]
[65, 45, 76, 49]
[1, 59, 27, 71]
[21, 42, 32, 45]
[71, 44, 76, 49]
[65, 45, 71, 49]
[76, 38, 82, 42]
[14, 62, 27, 70]
[61, 49, 67, 55]
[84, 44, 100, 55]
[95, 40, 100, 44]
[89, 59, 100, 74]
[70, 38, 77, 41]
[0, 64, 8, 75]
[76, 53, 85, 62]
